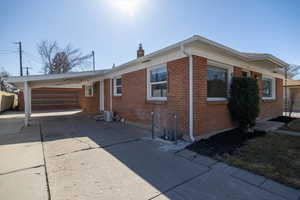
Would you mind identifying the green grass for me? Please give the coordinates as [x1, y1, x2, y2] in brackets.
[221, 134, 300, 189]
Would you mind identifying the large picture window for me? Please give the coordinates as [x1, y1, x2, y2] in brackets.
[114, 77, 122, 96]
[262, 77, 276, 99]
[148, 65, 167, 100]
[207, 66, 228, 99]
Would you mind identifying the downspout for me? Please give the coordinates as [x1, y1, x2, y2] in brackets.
[109, 78, 112, 112]
[181, 45, 195, 142]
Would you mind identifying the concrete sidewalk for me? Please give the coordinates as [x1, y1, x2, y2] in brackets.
[40, 115, 299, 200]
[0, 112, 299, 200]
[0, 119, 48, 200]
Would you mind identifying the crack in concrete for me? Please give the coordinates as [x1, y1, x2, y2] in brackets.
[148, 169, 211, 200]
[229, 168, 292, 200]
[39, 120, 52, 200]
[173, 152, 295, 200]
[50, 138, 142, 158]
[0, 164, 45, 176]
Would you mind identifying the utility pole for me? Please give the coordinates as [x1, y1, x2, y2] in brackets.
[24, 67, 31, 76]
[14, 41, 23, 76]
[284, 66, 288, 121]
[92, 50, 95, 71]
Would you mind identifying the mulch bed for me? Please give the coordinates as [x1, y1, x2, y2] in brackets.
[270, 116, 297, 124]
[187, 129, 265, 157]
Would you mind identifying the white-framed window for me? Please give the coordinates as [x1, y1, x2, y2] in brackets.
[207, 62, 233, 101]
[262, 76, 276, 100]
[147, 64, 168, 101]
[241, 70, 250, 77]
[114, 77, 122, 96]
[85, 82, 94, 97]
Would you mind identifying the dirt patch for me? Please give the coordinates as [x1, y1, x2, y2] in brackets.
[283, 119, 300, 132]
[188, 130, 300, 189]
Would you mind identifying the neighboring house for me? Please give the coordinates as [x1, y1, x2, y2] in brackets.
[7, 35, 287, 141]
[284, 79, 300, 112]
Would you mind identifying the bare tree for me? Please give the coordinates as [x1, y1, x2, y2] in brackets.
[38, 40, 92, 74]
[288, 89, 297, 117]
[285, 64, 300, 118]
[286, 64, 300, 78]
[0, 67, 9, 91]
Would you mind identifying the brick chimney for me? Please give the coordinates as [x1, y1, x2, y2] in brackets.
[137, 43, 145, 58]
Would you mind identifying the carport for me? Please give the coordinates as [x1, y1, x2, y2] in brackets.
[6, 70, 110, 126]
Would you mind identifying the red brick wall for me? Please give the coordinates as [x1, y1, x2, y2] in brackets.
[193, 56, 233, 137]
[104, 79, 110, 111]
[104, 57, 190, 134]
[259, 78, 283, 119]
[192, 58, 283, 137]
[80, 82, 100, 112]
[100, 56, 283, 138]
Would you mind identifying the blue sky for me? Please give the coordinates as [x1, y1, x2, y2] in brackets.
[1, 0, 299, 76]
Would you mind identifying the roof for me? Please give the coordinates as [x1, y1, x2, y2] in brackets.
[6, 69, 109, 88]
[284, 79, 300, 87]
[7, 69, 109, 83]
[104, 35, 288, 76]
[6, 35, 288, 87]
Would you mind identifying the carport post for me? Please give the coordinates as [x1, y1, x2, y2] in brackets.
[24, 81, 31, 126]
[109, 79, 112, 112]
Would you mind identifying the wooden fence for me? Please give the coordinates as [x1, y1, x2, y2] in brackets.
[0, 91, 18, 112]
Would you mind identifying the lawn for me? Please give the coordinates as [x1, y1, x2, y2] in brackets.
[188, 130, 300, 189]
[271, 116, 300, 132]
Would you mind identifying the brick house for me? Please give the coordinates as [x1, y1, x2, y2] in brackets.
[7, 35, 287, 141]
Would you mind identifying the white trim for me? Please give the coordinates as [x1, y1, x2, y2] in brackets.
[241, 69, 251, 77]
[207, 97, 228, 101]
[191, 45, 285, 80]
[99, 80, 104, 111]
[188, 55, 194, 141]
[7, 70, 108, 83]
[206, 60, 233, 101]
[109, 79, 112, 112]
[146, 64, 168, 101]
[181, 44, 195, 142]
[24, 81, 31, 126]
[113, 77, 122, 96]
[262, 75, 276, 100]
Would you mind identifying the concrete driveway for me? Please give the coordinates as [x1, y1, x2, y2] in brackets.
[0, 110, 299, 200]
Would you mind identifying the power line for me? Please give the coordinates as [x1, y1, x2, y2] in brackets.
[0, 49, 15, 52]
[23, 51, 43, 65]
[0, 51, 17, 55]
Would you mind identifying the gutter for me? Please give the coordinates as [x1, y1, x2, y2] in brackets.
[181, 45, 195, 142]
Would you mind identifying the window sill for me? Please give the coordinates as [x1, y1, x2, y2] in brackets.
[262, 98, 276, 102]
[207, 97, 227, 102]
[207, 100, 228, 105]
[147, 97, 167, 101]
[146, 98, 167, 104]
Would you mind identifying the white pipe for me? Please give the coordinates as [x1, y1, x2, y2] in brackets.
[100, 80, 104, 111]
[28, 86, 31, 118]
[24, 81, 30, 126]
[109, 79, 112, 112]
[181, 45, 195, 142]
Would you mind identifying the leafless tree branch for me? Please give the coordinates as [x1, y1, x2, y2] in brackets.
[38, 40, 92, 74]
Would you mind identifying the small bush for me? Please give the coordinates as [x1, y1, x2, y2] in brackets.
[228, 77, 260, 130]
